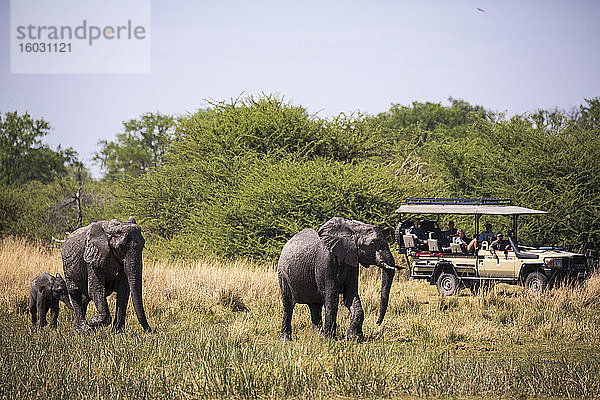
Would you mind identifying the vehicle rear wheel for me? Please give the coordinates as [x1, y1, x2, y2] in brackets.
[436, 272, 459, 296]
[524, 271, 548, 294]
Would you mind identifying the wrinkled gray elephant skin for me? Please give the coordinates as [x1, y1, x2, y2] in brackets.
[278, 217, 397, 341]
[29, 272, 73, 329]
[62, 217, 151, 333]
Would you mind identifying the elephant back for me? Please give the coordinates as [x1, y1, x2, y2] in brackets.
[278, 229, 326, 304]
[278, 229, 320, 268]
[61, 227, 87, 264]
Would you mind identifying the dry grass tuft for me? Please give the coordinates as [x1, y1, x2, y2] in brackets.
[1, 236, 600, 399]
[217, 288, 250, 312]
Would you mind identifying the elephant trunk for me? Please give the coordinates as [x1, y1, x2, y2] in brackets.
[376, 253, 396, 325]
[124, 244, 152, 332]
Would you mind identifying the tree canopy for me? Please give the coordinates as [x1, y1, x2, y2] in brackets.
[0, 111, 78, 186]
[118, 96, 438, 259]
[94, 112, 176, 180]
[0, 111, 88, 239]
[2, 96, 600, 260]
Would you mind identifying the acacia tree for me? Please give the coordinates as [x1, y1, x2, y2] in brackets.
[119, 96, 435, 259]
[0, 111, 89, 238]
[0, 111, 78, 186]
[94, 112, 176, 180]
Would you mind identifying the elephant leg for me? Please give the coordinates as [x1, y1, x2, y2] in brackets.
[279, 277, 294, 341]
[29, 291, 37, 327]
[82, 295, 91, 320]
[69, 288, 92, 334]
[49, 300, 59, 329]
[112, 278, 130, 333]
[308, 303, 323, 332]
[36, 295, 48, 328]
[343, 288, 364, 342]
[322, 289, 339, 339]
[88, 268, 111, 328]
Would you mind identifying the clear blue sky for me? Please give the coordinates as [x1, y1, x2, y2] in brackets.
[2, 0, 599, 177]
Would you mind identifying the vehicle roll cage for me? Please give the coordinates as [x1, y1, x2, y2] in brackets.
[405, 198, 512, 206]
[397, 198, 548, 243]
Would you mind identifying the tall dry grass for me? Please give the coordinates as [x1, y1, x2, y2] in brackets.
[1, 236, 600, 399]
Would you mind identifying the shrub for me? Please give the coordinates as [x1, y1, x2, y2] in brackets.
[121, 95, 438, 259]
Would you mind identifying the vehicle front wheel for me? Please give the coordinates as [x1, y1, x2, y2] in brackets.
[436, 272, 460, 296]
[524, 271, 548, 294]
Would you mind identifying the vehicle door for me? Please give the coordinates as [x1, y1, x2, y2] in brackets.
[478, 248, 519, 278]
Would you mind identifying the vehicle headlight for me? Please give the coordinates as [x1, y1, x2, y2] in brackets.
[545, 258, 564, 268]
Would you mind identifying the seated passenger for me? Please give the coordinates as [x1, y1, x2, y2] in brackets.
[453, 228, 470, 252]
[443, 220, 458, 245]
[407, 218, 426, 245]
[467, 223, 494, 252]
[478, 223, 495, 243]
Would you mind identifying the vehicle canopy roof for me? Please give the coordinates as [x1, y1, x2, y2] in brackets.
[396, 198, 547, 216]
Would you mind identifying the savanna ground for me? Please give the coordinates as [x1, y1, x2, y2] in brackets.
[1, 237, 600, 399]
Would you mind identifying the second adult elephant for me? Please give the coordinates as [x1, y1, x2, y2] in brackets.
[62, 217, 151, 333]
[278, 217, 398, 341]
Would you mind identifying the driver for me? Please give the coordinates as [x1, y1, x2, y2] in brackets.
[490, 232, 510, 261]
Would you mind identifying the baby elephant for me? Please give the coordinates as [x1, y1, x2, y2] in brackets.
[29, 272, 73, 329]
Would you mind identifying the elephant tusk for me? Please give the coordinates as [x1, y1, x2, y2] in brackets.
[378, 262, 394, 270]
[379, 262, 404, 271]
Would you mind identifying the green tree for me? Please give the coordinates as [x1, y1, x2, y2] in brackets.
[0, 111, 78, 186]
[118, 95, 432, 259]
[368, 98, 493, 164]
[94, 112, 176, 180]
[376, 97, 490, 133]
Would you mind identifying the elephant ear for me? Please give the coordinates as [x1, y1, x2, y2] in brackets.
[47, 274, 56, 293]
[317, 217, 358, 267]
[83, 222, 111, 268]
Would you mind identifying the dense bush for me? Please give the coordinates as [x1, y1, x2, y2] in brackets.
[427, 100, 600, 251]
[168, 159, 435, 259]
[0, 179, 118, 240]
[3, 96, 600, 260]
[120, 96, 440, 259]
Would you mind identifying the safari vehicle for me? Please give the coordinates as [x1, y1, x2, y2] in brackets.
[396, 198, 592, 295]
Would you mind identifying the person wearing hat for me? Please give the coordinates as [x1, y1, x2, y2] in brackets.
[407, 218, 426, 245]
[453, 228, 471, 253]
[490, 232, 510, 261]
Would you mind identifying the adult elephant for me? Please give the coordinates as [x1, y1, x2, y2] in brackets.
[62, 217, 151, 333]
[277, 217, 398, 341]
